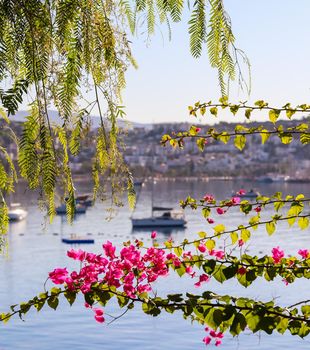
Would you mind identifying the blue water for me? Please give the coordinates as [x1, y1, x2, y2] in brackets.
[0, 179, 309, 349]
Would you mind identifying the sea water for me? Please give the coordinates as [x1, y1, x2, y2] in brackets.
[0, 179, 309, 349]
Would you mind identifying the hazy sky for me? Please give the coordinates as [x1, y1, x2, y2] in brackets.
[121, 0, 310, 124]
[17, 1, 310, 125]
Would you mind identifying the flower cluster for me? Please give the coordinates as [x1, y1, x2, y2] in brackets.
[49, 241, 169, 299]
[47, 236, 309, 345]
[271, 246, 285, 264]
[203, 327, 224, 347]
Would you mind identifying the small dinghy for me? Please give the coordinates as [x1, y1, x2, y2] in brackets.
[61, 234, 94, 244]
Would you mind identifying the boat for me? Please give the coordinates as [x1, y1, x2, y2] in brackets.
[235, 189, 260, 199]
[132, 206, 186, 228]
[62, 234, 94, 244]
[76, 194, 93, 207]
[56, 203, 87, 215]
[134, 180, 144, 187]
[131, 152, 186, 228]
[256, 175, 273, 183]
[8, 204, 28, 221]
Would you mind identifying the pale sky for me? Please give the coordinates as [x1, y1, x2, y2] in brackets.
[17, 1, 310, 125]
[122, 0, 310, 124]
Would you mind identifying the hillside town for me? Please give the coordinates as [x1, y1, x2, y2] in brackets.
[1, 118, 310, 182]
[122, 119, 310, 181]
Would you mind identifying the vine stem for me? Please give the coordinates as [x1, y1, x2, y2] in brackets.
[162, 213, 310, 250]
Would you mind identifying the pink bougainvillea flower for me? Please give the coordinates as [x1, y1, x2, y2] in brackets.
[195, 273, 210, 287]
[48, 268, 68, 284]
[102, 241, 116, 259]
[67, 249, 87, 261]
[209, 330, 217, 338]
[282, 278, 289, 286]
[215, 339, 222, 346]
[298, 249, 309, 259]
[238, 239, 244, 247]
[94, 315, 105, 323]
[195, 127, 201, 133]
[94, 308, 104, 316]
[203, 336, 212, 345]
[231, 196, 241, 205]
[173, 258, 181, 268]
[151, 231, 157, 239]
[212, 250, 225, 260]
[186, 266, 193, 274]
[198, 244, 207, 253]
[272, 246, 285, 263]
[207, 218, 215, 224]
[254, 206, 261, 213]
[216, 208, 225, 215]
[216, 332, 224, 339]
[84, 302, 91, 308]
[237, 189, 246, 196]
[203, 194, 214, 203]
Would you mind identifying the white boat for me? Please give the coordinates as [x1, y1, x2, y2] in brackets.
[234, 189, 260, 199]
[132, 206, 186, 228]
[8, 204, 28, 221]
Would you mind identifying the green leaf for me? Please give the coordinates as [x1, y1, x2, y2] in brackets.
[0, 313, 11, 324]
[203, 259, 216, 274]
[280, 132, 292, 144]
[269, 109, 281, 123]
[254, 100, 268, 108]
[213, 309, 223, 326]
[47, 296, 59, 310]
[276, 317, 289, 334]
[234, 135, 246, 151]
[230, 232, 238, 244]
[295, 194, 305, 200]
[260, 130, 270, 144]
[245, 108, 253, 119]
[223, 265, 238, 280]
[214, 224, 225, 233]
[196, 138, 206, 151]
[230, 105, 239, 115]
[206, 239, 215, 251]
[50, 287, 61, 295]
[198, 231, 207, 238]
[298, 217, 309, 230]
[174, 247, 183, 257]
[286, 109, 296, 118]
[300, 133, 310, 144]
[202, 207, 211, 218]
[210, 107, 218, 116]
[246, 313, 260, 332]
[64, 290, 77, 306]
[266, 222, 276, 235]
[218, 132, 230, 144]
[241, 229, 251, 242]
[230, 313, 247, 336]
[117, 295, 129, 307]
[213, 266, 226, 283]
[249, 216, 259, 230]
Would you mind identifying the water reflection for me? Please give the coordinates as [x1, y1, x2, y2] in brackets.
[1, 179, 310, 350]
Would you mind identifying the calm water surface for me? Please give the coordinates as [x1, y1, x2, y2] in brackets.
[0, 179, 309, 349]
